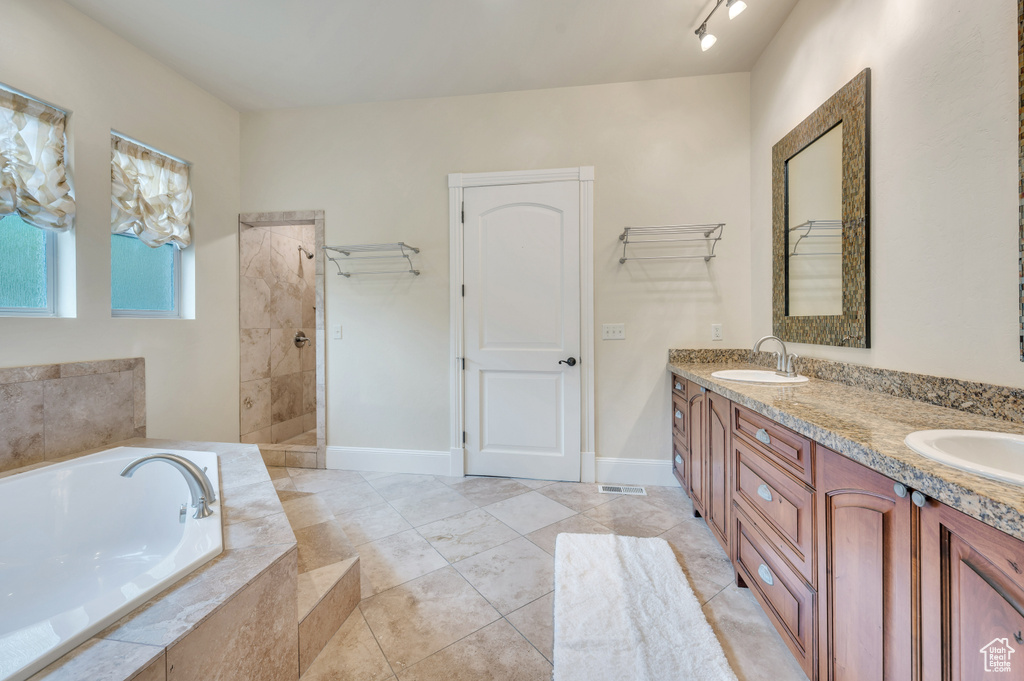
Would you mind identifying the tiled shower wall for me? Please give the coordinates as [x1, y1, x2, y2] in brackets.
[0, 358, 145, 474]
[239, 224, 317, 444]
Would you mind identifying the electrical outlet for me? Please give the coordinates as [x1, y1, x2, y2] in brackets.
[332, 324, 342, 340]
[602, 323, 626, 340]
[711, 324, 723, 341]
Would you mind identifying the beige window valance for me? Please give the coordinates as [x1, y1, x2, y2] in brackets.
[0, 87, 76, 232]
[111, 134, 192, 249]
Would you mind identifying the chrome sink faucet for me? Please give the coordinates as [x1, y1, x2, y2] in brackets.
[121, 453, 218, 519]
[753, 335, 799, 378]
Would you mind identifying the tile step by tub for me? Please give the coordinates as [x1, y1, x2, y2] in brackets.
[289, 511, 362, 675]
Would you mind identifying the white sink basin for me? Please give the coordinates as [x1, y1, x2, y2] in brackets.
[905, 430, 1024, 486]
[710, 369, 809, 385]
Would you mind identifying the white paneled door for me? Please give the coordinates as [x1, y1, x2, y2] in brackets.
[463, 180, 581, 481]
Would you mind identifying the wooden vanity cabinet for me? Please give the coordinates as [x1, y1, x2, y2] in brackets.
[686, 381, 707, 517]
[672, 379, 728, 550]
[668, 373, 1024, 681]
[816, 446, 913, 681]
[920, 498, 1024, 681]
[705, 389, 731, 550]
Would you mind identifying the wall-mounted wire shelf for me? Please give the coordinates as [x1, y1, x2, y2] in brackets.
[323, 242, 420, 277]
[789, 220, 842, 257]
[618, 223, 724, 264]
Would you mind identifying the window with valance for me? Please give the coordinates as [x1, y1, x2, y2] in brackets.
[110, 133, 192, 317]
[0, 85, 75, 315]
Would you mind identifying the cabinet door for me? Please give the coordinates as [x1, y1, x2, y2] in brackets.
[817, 448, 912, 681]
[686, 381, 707, 516]
[705, 389, 730, 550]
[921, 500, 1024, 681]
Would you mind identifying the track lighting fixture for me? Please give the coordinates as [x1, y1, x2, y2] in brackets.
[697, 24, 717, 52]
[695, 0, 747, 52]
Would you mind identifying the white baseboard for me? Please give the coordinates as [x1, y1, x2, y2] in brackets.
[325, 447, 674, 487]
[326, 446, 451, 476]
[449, 447, 465, 478]
[595, 457, 677, 487]
[581, 451, 596, 483]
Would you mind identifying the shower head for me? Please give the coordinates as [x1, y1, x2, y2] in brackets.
[298, 245, 314, 259]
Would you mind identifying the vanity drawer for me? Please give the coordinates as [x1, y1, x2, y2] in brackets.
[734, 505, 816, 679]
[672, 432, 688, 490]
[732, 437, 816, 585]
[671, 374, 687, 399]
[732, 404, 814, 486]
[672, 393, 688, 442]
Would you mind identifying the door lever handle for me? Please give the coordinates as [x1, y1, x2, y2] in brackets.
[559, 357, 577, 367]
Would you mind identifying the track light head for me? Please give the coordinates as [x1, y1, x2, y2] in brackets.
[697, 24, 717, 51]
[727, 0, 747, 20]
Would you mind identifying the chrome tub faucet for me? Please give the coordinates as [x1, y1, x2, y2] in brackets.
[121, 453, 218, 519]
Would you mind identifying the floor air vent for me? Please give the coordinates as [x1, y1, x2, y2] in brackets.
[598, 484, 647, 496]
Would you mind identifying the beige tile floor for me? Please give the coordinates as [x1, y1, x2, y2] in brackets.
[272, 467, 808, 681]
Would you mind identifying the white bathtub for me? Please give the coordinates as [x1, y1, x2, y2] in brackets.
[0, 446, 223, 681]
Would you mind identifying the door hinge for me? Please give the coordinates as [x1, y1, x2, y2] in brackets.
[462, 430, 466, 444]
[461, 202, 464, 223]
[461, 284, 465, 297]
[461, 357, 465, 370]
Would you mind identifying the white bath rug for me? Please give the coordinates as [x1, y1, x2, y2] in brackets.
[553, 533, 738, 681]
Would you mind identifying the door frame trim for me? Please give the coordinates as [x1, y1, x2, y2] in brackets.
[447, 167, 595, 481]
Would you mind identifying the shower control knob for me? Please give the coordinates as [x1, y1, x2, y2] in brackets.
[559, 357, 577, 367]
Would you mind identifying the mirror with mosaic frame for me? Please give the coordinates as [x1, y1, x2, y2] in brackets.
[772, 69, 870, 348]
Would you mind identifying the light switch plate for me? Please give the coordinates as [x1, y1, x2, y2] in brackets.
[602, 323, 626, 340]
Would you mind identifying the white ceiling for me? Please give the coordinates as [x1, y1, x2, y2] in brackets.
[63, 0, 798, 111]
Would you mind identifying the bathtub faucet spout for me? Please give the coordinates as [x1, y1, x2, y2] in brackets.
[121, 454, 218, 519]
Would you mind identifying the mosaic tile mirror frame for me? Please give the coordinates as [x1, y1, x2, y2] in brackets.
[772, 68, 870, 348]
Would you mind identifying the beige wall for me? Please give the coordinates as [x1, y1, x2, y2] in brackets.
[241, 74, 751, 461]
[0, 0, 241, 441]
[750, 0, 1021, 386]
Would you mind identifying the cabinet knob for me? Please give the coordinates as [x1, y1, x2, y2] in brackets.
[675, 455, 683, 465]
[757, 563, 774, 587]
[755, 428, 771, 445]
[893, 483, 908, 498]
[911, 490, 928, 508]
[757, 484, 774, 502]
[675, 410, 682, 419]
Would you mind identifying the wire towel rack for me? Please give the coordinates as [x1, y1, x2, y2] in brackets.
[618, 223, 724, 264]
[789, 220, 842, 257]
[323, 243, 420, 277]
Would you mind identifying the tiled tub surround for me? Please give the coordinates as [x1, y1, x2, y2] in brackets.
[1, 447, 222, 681]
[12, 438, 301, 681]
[0, 358, 145, 474]
[668, 351, 1024, 542]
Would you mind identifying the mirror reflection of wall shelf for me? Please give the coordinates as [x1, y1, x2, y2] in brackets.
[772, 68, 870, 348]
[323, 242, 420, 277]
[789, 220, 842, 256]
[618, 223, 725, 264]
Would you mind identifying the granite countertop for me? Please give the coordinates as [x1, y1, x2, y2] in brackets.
[21, 437, 296, 681]
[669, 361, 1024, 541]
